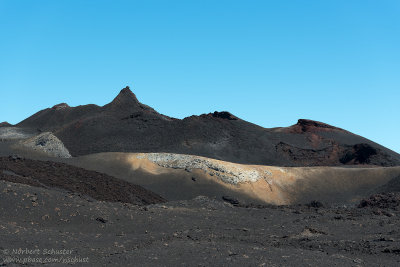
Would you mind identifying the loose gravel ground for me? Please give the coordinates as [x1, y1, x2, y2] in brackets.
[1, 178, 400, 266]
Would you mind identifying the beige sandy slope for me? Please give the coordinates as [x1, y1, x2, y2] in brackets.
[59, 152, 400, 205]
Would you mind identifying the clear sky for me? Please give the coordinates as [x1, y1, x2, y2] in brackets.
[1, 0, 399, 153]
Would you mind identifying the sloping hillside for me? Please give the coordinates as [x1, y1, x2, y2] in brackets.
[17, 86, 400, 167]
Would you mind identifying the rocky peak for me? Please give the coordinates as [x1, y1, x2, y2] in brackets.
[211, 111, 239, 120]
[297, 119, 337, 129]
[286, 119, 345, 134]
[52, 103, 70, 110]
[104, 86, 165, 117]
[109, 86, 140, 108]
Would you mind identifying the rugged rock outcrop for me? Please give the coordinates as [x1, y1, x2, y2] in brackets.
[51, 103, 70, 110]
[20, 132, 72, 158]
[359, 192, 400, 210]
[137, 153, 268, 185]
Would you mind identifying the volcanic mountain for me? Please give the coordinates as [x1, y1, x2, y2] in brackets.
[16, 86, 400, 167]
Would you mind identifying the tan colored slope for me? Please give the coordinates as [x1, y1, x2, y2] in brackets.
[60, 152, 400, 205]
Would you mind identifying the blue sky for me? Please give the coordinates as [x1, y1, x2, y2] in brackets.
[1, 0, 399, 153]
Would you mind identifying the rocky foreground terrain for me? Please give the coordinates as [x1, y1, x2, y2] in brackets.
[0, 151, 399, 266]
[1, 176, 400, 266]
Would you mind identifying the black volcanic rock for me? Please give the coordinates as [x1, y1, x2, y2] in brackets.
[104, 86, 142, 111]
[0, 122, 12, 127]
[16, 86, 400, 167]
[358, 192, 400, 210]
[109, 86, 140, 106]
[0, 157, 165, 205]
[201, 111, 239, 120]
[340, 143, 378, 164]
[104, 86, 172, 120]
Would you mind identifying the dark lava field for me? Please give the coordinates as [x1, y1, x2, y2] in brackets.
[1, 174, 400, 266]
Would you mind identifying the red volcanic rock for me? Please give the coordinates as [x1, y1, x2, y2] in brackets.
[287, 119, 346, 134]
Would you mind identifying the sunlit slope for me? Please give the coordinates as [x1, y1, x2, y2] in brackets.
[61, 152, 400, 205]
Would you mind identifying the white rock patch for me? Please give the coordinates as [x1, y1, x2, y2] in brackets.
[20, 132, 72, 158]
[137, 153, 269, 185]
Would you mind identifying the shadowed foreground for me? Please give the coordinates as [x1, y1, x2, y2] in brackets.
[0, 179, 399, 266]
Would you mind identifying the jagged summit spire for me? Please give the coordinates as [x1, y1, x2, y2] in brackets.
[104, 86, 162, 115]
[104, 86, 145, 112]
[111, 86, 140, 106]
[119, 86, 134, 95]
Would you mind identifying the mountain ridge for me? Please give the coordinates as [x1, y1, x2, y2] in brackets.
[15, 86, 400, 167]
